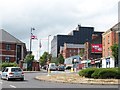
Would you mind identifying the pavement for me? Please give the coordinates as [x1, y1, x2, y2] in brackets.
[35, 70, 119, 85]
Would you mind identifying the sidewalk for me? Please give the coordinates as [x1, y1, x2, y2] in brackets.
[35, 72, 119, 85]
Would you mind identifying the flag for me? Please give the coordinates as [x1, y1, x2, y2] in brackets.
[31, 35, 37, 39]
[39, 40, 42, 48]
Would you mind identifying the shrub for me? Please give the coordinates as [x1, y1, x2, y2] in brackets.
[1, 62, 18, 69]
[79, 68, 96, 78]
[79, 68, 120, 79]
[91, 68, 103, 79]
[98, 69, 118, 79]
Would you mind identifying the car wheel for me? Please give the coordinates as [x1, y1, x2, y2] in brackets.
[6, 77, 10, 81]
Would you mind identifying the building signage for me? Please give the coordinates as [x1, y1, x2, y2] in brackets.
[91, 44, 102, 53]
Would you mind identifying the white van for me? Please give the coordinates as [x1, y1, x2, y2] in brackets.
[48, 63, 56, 71]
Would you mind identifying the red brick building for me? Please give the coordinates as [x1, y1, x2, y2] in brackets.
[102, 23, 119, 58]
[60, 43, 84, 59]
[0, 29, 27, 64]
[102, 23, 119, 68]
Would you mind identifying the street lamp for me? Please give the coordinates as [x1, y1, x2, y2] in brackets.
[30, 27, 35, 54]
[48, 35, 51, 54]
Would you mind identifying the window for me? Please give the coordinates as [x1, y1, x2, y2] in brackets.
[11, 68, 22, 72]
[74, 50, 76, 52]
[5, 56, 10, 62]
[5, 68, 8, 72]
[6, 44, 11, 50]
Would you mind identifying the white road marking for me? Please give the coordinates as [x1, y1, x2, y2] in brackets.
[9, 85, 16, 88]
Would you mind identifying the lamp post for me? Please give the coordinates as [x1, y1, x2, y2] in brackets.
[30, 27, 35, 54]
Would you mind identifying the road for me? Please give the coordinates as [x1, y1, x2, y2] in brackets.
[0, 70, 119, 88]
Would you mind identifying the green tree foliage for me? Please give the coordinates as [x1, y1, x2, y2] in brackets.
[79, 49, 84, 57]
[24, 54, 34, 71]
[1, 62, 18, 69]
[24, 54, 34, 63]
[57, 54, 64, 64]
[111, 44, 118, 67]
[51, 57, 59, 65]
[39, 52, 48, 66]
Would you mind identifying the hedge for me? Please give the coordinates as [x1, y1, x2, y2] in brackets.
[1, 62, 18, 69]
[98, 69, 117, 79]
[79, 68, 120, 79]
[79, 68, 96, 78]
[91, 68, 103, 79]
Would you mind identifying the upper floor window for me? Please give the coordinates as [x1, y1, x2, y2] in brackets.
[6, 44, 11, 50]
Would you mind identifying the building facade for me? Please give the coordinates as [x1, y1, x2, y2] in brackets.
[60, 43, 84, 59]
[0, 29, 27, 64]
[83, 32, 103, 68]
[51, 25, 94, 57]
[102, 23, 119, 68]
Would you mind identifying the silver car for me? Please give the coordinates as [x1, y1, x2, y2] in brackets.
[1, 67, 24, 81]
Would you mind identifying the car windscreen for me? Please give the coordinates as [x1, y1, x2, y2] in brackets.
[11, 68, 22, 72]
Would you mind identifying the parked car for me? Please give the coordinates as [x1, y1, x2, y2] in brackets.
[1, 67, 24, 81]
[65, 66, 72, 70]
[48, 63, 57, 71]
[57, 65, 65, 71]
[42, 65, 48, 70]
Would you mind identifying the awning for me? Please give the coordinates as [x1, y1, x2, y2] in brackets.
[81, 60, 91, 63]
[87, 60, 91, 63]
[81, 60, 87, 63]
[95, 60, 100, 63]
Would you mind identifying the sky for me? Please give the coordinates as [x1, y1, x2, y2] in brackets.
[0, 0, 119, 60]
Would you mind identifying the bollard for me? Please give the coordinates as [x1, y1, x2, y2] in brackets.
[74, 68, 77, 72]
[70, 68, 74, 72]
[47, 68, 51, 76]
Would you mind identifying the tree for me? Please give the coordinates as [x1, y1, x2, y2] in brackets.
[24, 54, 34, 71]
[51, 57, 59, 65]
[111, 44, 118, 67]
[57, 54, 64, 64]
[79, 49, 84, 57]
[39, 52, 48, 66]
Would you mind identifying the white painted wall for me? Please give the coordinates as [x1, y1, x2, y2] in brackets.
[102, 57, 115, 68]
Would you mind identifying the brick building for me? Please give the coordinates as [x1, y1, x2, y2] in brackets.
[0, 29, 27, 64]
[51, 25, 94, 57]
[60, 43, 84, 59]
[83, 32, 103, 68]
[102, 23, 119, 68]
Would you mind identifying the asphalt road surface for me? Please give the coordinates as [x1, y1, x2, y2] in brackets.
[0, 71, 119, 88]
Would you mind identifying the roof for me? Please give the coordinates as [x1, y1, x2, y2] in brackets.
[64, 43, 85, 48]
[0, 29, 24, 43]
[102, 22, 120, 36]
